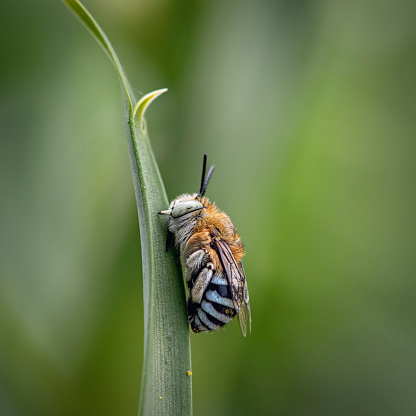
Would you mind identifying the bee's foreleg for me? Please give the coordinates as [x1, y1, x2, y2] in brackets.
[165, 230, 174, 252]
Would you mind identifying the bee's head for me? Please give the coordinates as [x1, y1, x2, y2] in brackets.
[160, 194, 204, 218]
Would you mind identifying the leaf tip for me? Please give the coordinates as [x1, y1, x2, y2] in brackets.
[133, 88, 168, 130]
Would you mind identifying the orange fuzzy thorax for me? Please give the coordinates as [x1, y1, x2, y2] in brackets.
[183, 196, 245, 271]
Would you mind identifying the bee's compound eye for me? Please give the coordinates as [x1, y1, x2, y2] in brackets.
[171, 201, 204, 218]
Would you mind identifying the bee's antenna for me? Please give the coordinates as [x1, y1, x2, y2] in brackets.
[197, 154, 215, 197]
[201, 165, 214, 196]
[199, 154, 208, 196]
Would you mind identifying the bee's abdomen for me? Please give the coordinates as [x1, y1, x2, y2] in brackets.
[188, 274, 236, 333]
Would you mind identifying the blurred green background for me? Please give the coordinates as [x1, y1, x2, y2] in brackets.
[1, 0, 415, 415]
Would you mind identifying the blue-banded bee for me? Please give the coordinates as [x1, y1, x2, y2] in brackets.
[159, 155, 251, 336]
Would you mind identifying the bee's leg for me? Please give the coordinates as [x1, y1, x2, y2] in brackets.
[165, 230, 174, 252]
[185, 249, 208, 280]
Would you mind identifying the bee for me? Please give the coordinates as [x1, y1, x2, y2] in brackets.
[159, 154, 251, 336]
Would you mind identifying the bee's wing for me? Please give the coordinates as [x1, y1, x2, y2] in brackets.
[213, 238, 252, 336]
[236, 261, 251, 337]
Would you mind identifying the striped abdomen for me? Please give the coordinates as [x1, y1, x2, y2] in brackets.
[188, 273, 236, 333]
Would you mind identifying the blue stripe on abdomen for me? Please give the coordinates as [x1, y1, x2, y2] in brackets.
[197, 308, 219, 330]
[211, 274, 228, 285]
[201, 300, 233, 324]
[205, 290, 234, 308]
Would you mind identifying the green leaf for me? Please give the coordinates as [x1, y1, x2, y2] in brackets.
[62, 1, 192, 415]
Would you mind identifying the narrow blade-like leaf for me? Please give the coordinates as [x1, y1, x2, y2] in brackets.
[62, 1, 192, 415]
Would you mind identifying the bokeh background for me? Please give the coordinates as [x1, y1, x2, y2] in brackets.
[1, 0, 416, 415]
